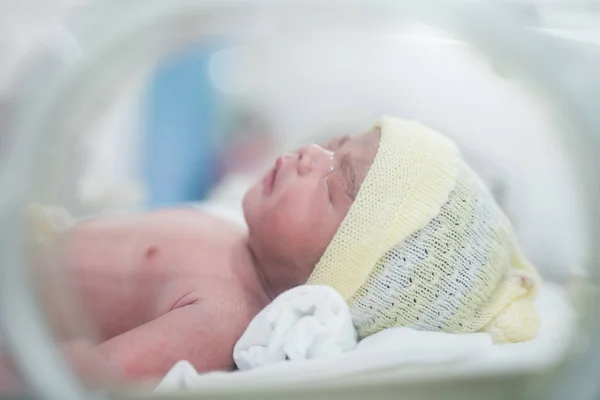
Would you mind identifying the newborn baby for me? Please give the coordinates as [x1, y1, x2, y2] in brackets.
[33, 117, 540, 383]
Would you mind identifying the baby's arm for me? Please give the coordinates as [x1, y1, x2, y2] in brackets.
[95, 301, 238, 381]
[0, 304, 233, 390]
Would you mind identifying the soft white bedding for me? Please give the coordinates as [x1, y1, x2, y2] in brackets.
[155, 282, 574, 393]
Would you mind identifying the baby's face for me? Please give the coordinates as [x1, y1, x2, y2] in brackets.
[243, 128, 380, 294]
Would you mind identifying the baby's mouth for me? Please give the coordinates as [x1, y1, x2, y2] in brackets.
[263, 168, 275, 196]
[263, 156, 283, 196]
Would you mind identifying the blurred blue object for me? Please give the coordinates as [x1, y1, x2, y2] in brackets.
[141, 43, 222, 207]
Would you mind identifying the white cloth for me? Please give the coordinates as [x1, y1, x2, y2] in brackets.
[234, 285, 358, 370]
[155, 283, 574, 393]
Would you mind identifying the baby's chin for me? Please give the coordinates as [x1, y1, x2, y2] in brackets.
[241, 181, 263, 227]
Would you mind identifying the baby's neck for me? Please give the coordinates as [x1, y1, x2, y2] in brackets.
[231, 238, 273, 309]
[245, 245, 311, 301]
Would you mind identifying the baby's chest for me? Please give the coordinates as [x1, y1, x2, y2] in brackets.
[144, 247, 244, 313]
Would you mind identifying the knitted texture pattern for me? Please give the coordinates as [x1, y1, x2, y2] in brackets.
[307, 117, 540, 343]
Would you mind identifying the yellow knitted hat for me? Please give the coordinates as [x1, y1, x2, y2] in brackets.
[307, 117, 540, 343]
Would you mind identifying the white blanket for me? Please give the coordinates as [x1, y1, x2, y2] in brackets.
[234, 285, 358, 370]
[155, 283, 574, 393]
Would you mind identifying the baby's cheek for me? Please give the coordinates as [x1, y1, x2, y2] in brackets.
[269, 206, 300, 242]
[264, 185, 327, 244]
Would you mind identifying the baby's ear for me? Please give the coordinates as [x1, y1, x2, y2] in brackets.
[26, 204, 74, 247]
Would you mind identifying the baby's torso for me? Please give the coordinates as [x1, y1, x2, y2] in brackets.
[49, 209, 261, 343]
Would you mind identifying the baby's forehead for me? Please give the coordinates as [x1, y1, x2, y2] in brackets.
[335, 128, 381, 197]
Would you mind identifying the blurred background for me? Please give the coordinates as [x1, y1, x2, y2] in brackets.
[1, 0, 600, 398]
[2, 0, 596, 281]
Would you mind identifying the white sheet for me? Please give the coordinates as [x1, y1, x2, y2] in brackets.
[155, 283, 574, 393]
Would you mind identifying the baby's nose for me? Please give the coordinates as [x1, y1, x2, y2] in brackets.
[297, 144, 334, 176]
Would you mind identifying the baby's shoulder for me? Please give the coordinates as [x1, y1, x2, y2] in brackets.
[150, 207, 246, 239]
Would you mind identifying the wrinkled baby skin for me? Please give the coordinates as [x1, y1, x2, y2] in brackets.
[34, 128, 380, 383]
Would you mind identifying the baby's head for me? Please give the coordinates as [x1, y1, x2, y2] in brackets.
[243, 117, 540, 343]
[243, 126, 380, 292]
